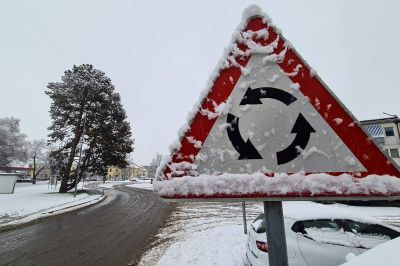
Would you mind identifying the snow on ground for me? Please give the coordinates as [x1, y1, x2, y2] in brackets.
[97, 180, 132, 189]
[0, 182, 103, 228]
[138, 202, 261, 266]
[96, 180, 153, 190]
[157, 225, 246, 266]
[127, 180, 153, 191]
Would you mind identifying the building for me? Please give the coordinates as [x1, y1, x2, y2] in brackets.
[129, 163, 148, 178]
[360, 116, 400, 166]
[106, 163, 148, 180]
[0, 166, 33, 177]
[27, 163, 52, 180]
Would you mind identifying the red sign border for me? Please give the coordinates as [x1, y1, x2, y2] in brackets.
[158, 15, 400, 200]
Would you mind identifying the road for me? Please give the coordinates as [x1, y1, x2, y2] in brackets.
[0, 185, 174, 266]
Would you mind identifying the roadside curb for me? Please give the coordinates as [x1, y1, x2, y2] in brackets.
[0, 190, 107, 233]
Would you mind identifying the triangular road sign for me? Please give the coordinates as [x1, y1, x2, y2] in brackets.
[155, 5, 400, 200]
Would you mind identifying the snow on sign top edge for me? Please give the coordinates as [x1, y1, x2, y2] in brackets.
[241, 4, 272, 24]
[153, 173, 400, 199]
[155, 5, 275, 179]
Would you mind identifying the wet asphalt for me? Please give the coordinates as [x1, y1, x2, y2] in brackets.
[0, 185, 174, 266]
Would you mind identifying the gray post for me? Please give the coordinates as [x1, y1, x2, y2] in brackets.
[242, 201, 247, 234]
[263, 201, 288, 266]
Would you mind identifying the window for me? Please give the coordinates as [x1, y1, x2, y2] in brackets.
[291, 219, 342, 235]
[389, 149, 400, 158]
[293, 220, 352, 246]
[384, 127, 395, 137]
[343, 220, 400, 240]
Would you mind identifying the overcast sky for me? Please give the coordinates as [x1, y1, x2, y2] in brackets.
[1, 0, 399, 165]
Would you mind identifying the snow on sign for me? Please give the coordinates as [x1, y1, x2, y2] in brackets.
[154, 5, 400, 201]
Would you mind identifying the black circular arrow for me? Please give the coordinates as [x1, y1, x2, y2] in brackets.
[276, 113, 316, 165]
[226, 113, 262, 160]
[226, 86, 314, 164]
[240, 86, 297, 106]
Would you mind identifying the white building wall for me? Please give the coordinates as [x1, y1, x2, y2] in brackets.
[361, 119, 400, 167]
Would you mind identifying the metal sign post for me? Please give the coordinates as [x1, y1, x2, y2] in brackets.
[242, 201, 247, 234]
[263, 201, 288, 266]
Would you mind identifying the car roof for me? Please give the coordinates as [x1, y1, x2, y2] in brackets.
[277, 202, 393, 228]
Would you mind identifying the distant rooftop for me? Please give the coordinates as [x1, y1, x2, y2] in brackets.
[360, 115, 399, 125]
[129, 162, 145, 169]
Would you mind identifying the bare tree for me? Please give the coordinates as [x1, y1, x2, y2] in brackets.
[27, 139, 47, 184]
[0, 117, 27, 167]
[147, 153, 162, 179]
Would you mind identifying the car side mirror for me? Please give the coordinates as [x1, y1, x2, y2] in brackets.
[291, 222, 307, 235]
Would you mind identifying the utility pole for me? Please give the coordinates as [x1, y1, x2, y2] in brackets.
[74, 114, 87, 198]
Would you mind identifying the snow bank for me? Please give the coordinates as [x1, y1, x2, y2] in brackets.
[154, 173, 400, 198]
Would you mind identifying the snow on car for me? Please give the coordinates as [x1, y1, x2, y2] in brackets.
[340, 236, 400, 266]
[245, 202, 400, 266]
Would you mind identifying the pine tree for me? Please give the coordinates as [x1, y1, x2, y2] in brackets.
[46, 64, 134, 193]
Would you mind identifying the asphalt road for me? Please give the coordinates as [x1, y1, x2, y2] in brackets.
[0, 185, 174, 266]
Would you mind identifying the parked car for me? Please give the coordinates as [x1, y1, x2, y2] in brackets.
[245, 202, 400, 266]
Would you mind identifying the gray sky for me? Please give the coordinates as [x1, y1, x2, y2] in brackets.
[1, 0, 399, 165]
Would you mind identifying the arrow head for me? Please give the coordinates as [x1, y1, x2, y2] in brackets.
[237, 139, 263, 160]
[239, 87, 263, 105]
[291, 114, 316, 134]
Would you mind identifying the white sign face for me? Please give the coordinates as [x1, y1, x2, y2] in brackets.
[193, 54, 366, 175]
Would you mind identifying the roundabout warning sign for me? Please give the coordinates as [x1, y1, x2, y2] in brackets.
[226, 86, 316, 165]
[155, 6, 400, 200]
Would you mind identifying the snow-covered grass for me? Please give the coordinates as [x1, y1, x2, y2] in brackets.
[0, 182, 103, 228]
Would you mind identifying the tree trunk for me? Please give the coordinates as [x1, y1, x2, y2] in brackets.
[59, 139, 80, 193]
[32, 153, 36, 184]
[59, 113, 85, 193]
